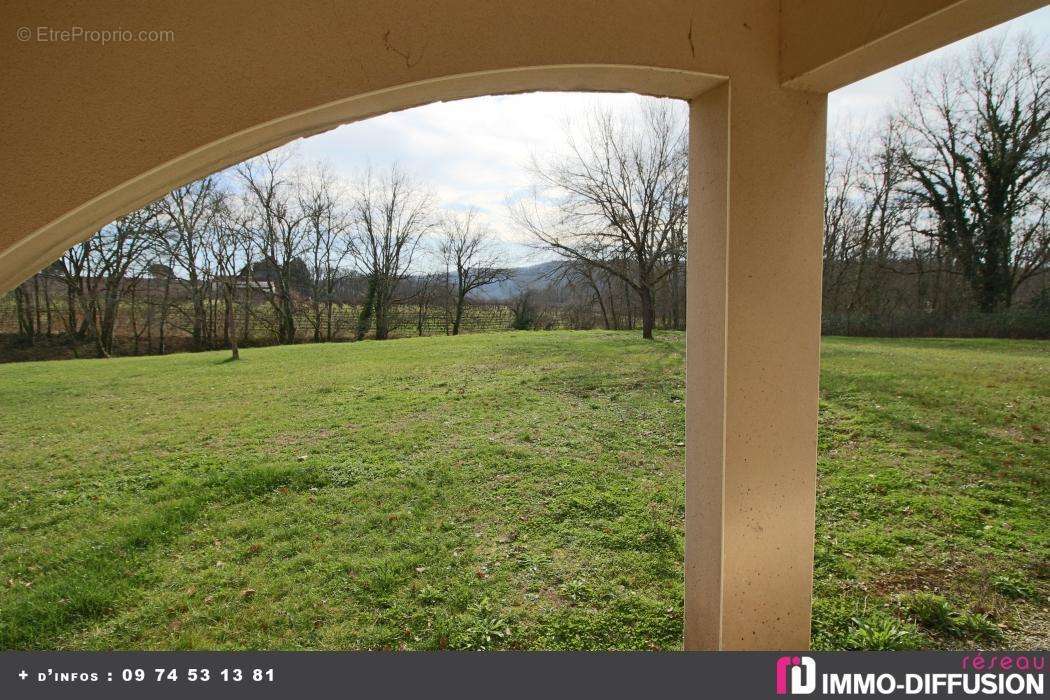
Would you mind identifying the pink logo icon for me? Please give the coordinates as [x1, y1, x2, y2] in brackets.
[776, 656, 816, 695]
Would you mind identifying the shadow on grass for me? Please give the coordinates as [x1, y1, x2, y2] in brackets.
[0, 465, 325, 649]
[825, 375, 1046, 485]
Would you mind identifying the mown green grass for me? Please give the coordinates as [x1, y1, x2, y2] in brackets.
[0, 332, 1045, 649]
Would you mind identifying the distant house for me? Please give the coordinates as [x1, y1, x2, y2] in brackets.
[235, 258, 311, 299]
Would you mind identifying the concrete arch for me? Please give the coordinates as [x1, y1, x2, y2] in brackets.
[0, 64, 721, 289]
[1, 0, 1034, 290]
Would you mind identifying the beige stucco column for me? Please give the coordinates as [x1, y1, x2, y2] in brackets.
[685, 78, 826, 650]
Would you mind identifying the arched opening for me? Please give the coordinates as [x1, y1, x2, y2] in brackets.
[1, 77, 719, 650]
[4, 39, 832, 651]
[0, 66, 722, 291]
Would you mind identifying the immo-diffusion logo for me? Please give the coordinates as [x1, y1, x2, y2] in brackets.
[776, 656, 816, 695]
[773, 653, 1045, 696]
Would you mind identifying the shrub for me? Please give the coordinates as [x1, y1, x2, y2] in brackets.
[844, 614, 924, 650]
[899, 592, 1003, 642]
[992, 573, 1038, 600]
[454, 597, 512, 650]
[901, 592, 957, 634]
[821, 309, 1050, 339]
[954, 611, 1004, 642]
[508, 290, 555, 330]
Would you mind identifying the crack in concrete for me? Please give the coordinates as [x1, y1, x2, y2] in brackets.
[382, 29, 427, 69]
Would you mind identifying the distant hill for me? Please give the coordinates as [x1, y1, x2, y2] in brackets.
[473, 261, 564, 301]
[406, 260, 565, 302]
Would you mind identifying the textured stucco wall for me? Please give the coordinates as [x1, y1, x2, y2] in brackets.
[0, 0, 761, 283]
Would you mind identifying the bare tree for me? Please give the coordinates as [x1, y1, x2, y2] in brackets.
[347, 166, 434, 340]
[236, 151, 308, 344]
[438, 208, 510, 335]
[300, 165, 351, 343]
[515, 100, 688, 339]
[12, 279, 37, 343]
[210, 191, 247, 360]
[410, 272, 440, 336]
[823, 122, 911, 317]
[822, 134, 864, 314]
[898, 36, 1049, 312]
[52, 244, 92, 341]
[81, 208, 160, 357]
[550, 259, 613, 329]
[158, 177, 223, 350]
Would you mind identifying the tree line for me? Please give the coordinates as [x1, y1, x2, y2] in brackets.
[821, 36, 1048, 336]
[4, 36, 1047, 360]
[7, 153, 525, 359]
[5, 101, 692, 361]
[517, 38, 1048, 341]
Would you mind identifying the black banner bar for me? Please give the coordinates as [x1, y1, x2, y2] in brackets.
[1, 651, 1045, 699]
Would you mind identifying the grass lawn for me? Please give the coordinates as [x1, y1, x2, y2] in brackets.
[0, 331, 1046, 650]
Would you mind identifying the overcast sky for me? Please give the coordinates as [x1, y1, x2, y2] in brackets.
[294, 6, 1049, 266]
